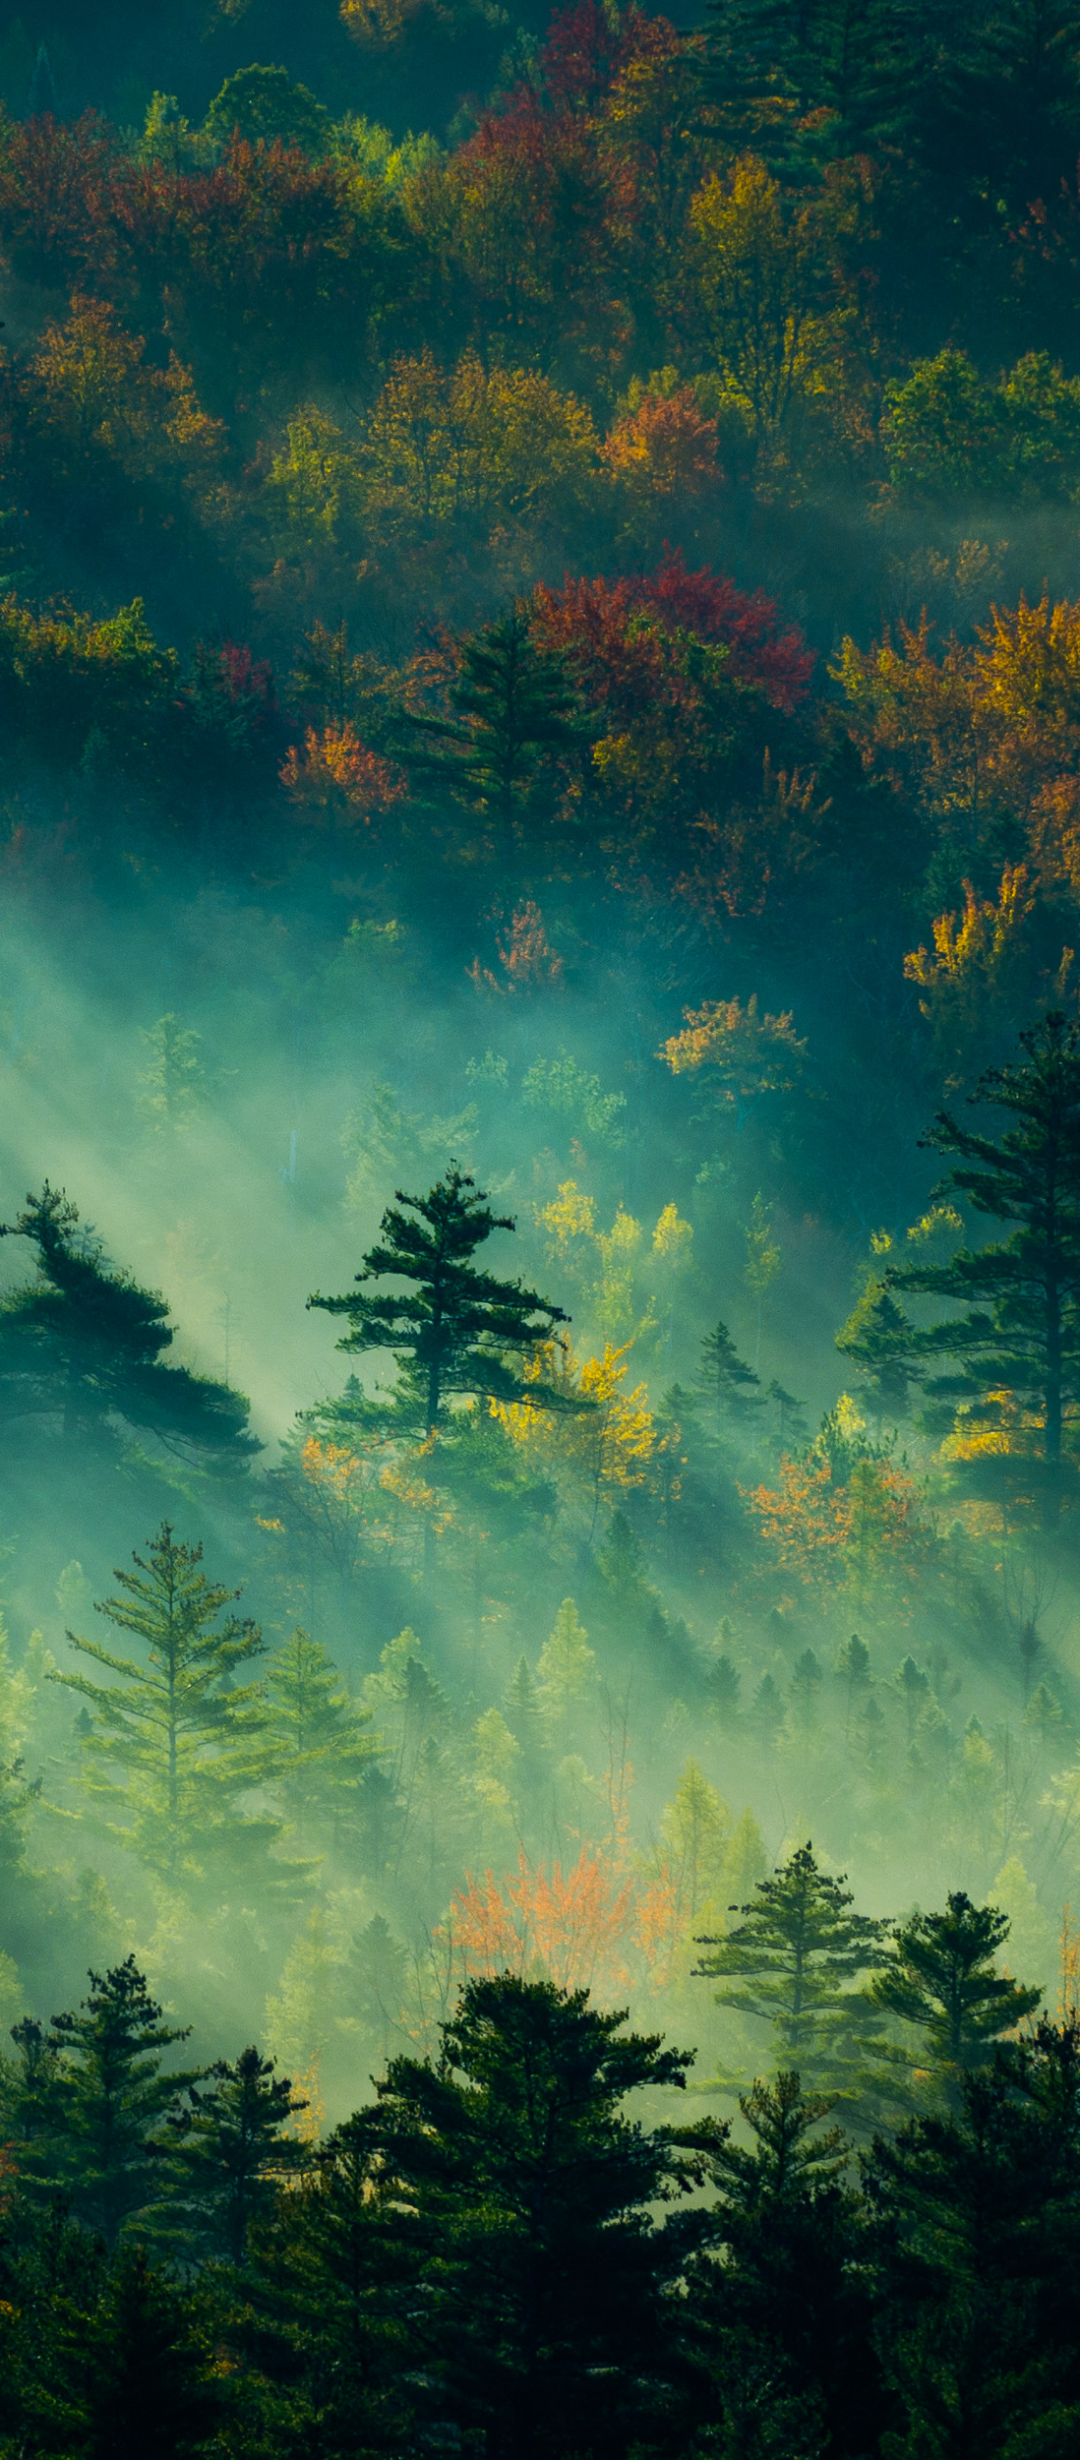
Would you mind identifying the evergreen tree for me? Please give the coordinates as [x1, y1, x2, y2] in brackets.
[172, 2045, 307, 2263]
[748, 1670, 785, 1743]
[35, 1960, 200, 2245]
[36, 2242, 223, 2459]
[871, 1889, 1041, 2100]
[136, 1014, 207, 1136]
[360, 1974, 698, 2460]
[694, 1317, 762, 1434]
[835, 1282, 922, 1424]
[535, 1598, 595, 1719]
[865, 2019, 1080, 2455]
[699, 0, 887, 162]
[834, 1632, 873, 1741]
[309, 1166, 572, 1431]
[706, 1651, 742, 1723]
[697, 1841, 895, 2108]
[55, 1525, 268, 1882]
[887, 1014, 1080, 1516]
[0, 1185, 257, 1465]
[261, 1628, 379, 1843]
[658, 1759, 731, 1921]
[250, 2106, 418, 2456]
[504, 1655, 549, 1802]
[399, 608, 581, 848]
[683, 2072, 886, 2460]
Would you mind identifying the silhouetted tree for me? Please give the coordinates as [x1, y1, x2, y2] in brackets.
[0, 1186, 257, 1466]
[309, 1166, 572, 1431]
[871, 1889, 1041, 2101]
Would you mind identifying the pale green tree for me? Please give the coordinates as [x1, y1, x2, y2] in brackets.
[56, 1525, 267, 1882]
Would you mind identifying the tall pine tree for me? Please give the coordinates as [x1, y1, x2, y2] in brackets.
[309, 1166, 572, 1431]
[56, 1525, 268, 1882]
[887, 1012, 1080, 1518]
[0, 1186, 257, 1467]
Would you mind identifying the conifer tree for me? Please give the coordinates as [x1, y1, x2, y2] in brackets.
[172, 2045, 307, 2263]
[505, 1656, 549, 1803]
[399, 608, 581, 846]
[694, 1318, 762, 1434]
[697, 1841, 894, 2107]
[864, 2017, 1080, 2454]
[748, 1671, 784, 1743]
[658, 1760, 731, 1921]
[706, 1651, 741, 1723]
[39, 1960, 201, 2245]
[40, 2243, 224, 2460]
[309, 1166, 572, 1430]
[887, 1013, 1080, 1514]
[871, 1890, 1041, 2100]
[361, 1974, 698, 2460]
[835, 1283, 921, 1424]
[56, 1525, 267, 1881]
[535, 1598, 595, 1719]
[0, 1185, 257, 1465]
[251, 2105, 417, 2455]
[261, 1628, 379, 1842]
[834, 1633, 873, 1742]
[687, 2071, 886, 2460]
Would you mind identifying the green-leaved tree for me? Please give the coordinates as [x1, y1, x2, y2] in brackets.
[309, 1165, 573, 1431]
[0, 1186, 257, 1467]
[56, 1525, 268, 1882]
[696, 1840, 895, 2112]
[261, 1628, 380, 1844]
[871, 1890, 1041, 2102]
[887, 1013, 1080, 1517]
[31, 1959, 200, 2245]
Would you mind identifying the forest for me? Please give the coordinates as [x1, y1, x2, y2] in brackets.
[0, 0, 1080, 2450]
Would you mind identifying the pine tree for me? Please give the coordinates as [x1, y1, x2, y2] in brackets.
[864, 2018, 1080, 2454]
[249, 2106, 417, 2456]
[658, 1759, 731, 1921]
[871, 1890, 1042, 2100]
[38, 1960, 201, 2245]
[399, 608, 581, 849]
[261, 1628, 379, 1843]
[39, 2243, 224, 2459]
[834, 1633, 873, 1742]
[505, 1656, 550, 1802]
[748, 1671, 785, 1743]
[694, 1318, 762, 1435]
[696, 1841, 894, 2106]
[686, 2072, 886, 2460]
[309, 1166, 572, 1431]
[887, 1013, 1080, 1516]
[835, 1283, 921, 1425]
[893, 1652, 931, 1747]
[535, 1599, 595, 1719]
[699, 0, 887, 168]
[0, 1185, 256, 1465]
[55, 1524, 268, 1882]
[706, 1651, 741, 1724]
[136, 1014, 207, 1136]
[171, 2045, 308, 2262]
[361, 1974, 697, 2460]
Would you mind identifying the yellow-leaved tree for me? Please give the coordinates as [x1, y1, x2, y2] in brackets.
[495, 1341, 656, 1540]
[535, 1182, 692, 1351]
[659, 994, 805, 1127]
[359, 347, 598, 541]
[689, 154, 861, 459]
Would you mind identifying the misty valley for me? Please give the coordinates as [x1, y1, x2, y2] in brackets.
[0, 0, 1078, 2453]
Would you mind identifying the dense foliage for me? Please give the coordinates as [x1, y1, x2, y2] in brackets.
[3, 0, 1080, 2446]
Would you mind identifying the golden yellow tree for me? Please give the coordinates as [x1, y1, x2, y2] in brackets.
[689, 155, 859, 454]
[496, 1340, 656, 1540]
